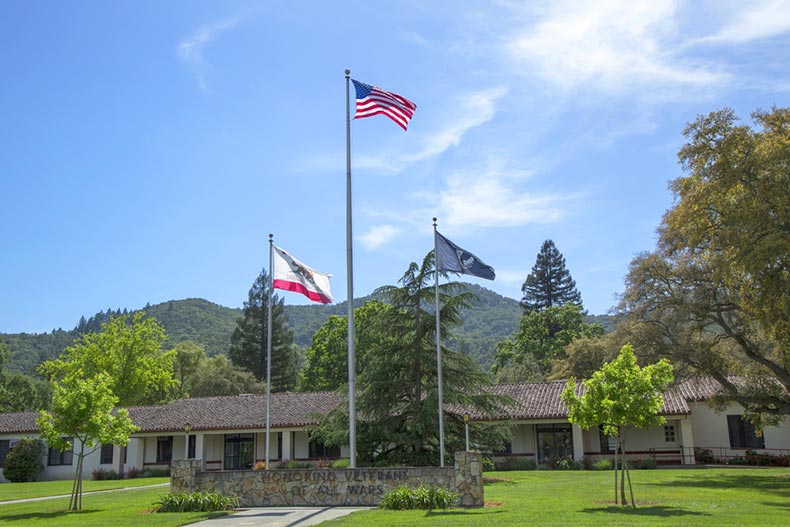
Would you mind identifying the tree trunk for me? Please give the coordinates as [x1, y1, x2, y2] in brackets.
[620, 451, 625, 505]
[612, 445, 619, 505]
[621, 431, 635, 508]
[70, 443, 85, 511]
[69, 458, 79, 511]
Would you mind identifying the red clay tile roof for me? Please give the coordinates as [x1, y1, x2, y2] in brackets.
[0, 412, 39, 434]
[0, 380, 715, 435]
[126, 391, 344, 433]
[471, 381, 690, 421]
[673, 377, 737, 402]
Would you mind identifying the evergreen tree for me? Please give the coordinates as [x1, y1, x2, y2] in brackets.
[314, 252, 510, 466]
[229, 268, 297, 392]
[520, 240, 581, 313]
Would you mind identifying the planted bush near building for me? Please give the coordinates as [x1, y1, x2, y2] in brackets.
[2, 437, 46, 483]
[494, 456, 537, 471]
[379, 485, 460, 510]
[91, 468, 120, 480]
[153, 491, 239, 512]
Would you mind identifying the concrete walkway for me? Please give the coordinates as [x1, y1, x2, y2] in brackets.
[185, 507, 374, 527]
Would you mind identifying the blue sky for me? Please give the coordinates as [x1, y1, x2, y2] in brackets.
[2, 1, 789, 334]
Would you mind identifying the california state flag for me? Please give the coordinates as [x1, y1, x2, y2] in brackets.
[272, 245, 333, 304]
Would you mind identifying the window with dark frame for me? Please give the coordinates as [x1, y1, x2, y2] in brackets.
[156, 436, 173, 463]
[308, 438, 340, 459]
[536, 423, 574, 464]
[47, 438, 74, 466]
[224, 433, 254, 469]
[0, 440, 10, 468]
[277, 432, 283, 460]
[100, 444, 114, 465]
[727, 415, 765, 449]
[664, 425, 676, 442]
[188, 435, 196, 459]
[598, 428, 614, 452]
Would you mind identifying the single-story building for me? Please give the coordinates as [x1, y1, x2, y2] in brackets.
[1, 379, 788, 482]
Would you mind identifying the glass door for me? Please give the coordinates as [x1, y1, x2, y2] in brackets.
[536, 424, 573, 464]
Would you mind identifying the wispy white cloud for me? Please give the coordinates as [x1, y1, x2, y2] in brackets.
[703, 0, 790, 43]
[178, 15, 243, 92]
[495, 268, 529, 290]
[360, 224, 400, 250]
[438, 170, 567, 230]
[355, 86, 508, 172]
[506, 0, 728, 95]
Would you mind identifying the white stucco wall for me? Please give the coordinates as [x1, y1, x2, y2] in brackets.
[510, 423, 536, 455]
[689, 401, 790, 452]
[0, 434, 126, 483]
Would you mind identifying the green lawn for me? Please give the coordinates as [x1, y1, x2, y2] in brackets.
[322, 468, 790, 527]
[1, 468, 787, 527]
[0, 477, 169, 501]
[0, 482, 228, 527]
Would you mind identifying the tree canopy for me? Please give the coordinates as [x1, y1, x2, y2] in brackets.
[562, 345, 673, 507]
[494, 304, 604, 381]
[229, 268, 297, 392]
[520, 240, 581, 313]
[297, 301, 394, 392]
[39, 312, 175, 407]
[620, 107, 790, 423]
[37, 373, 137, 510]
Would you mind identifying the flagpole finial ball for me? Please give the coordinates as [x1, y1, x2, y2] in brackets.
[268, 233, 273, 240]
[432, 217, 437, 223]
[345, 69, 350, 76]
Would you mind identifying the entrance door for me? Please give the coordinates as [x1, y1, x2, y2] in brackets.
[536, 424, 573, 464]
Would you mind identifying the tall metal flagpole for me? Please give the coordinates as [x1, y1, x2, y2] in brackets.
[266, 234, 274, 470]
[433, 218, 445, 467]
[345, 69, 357, 469]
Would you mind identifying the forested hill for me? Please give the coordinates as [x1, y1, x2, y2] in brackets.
[1, 288, 612, 374]
[0, 299, 242, 373]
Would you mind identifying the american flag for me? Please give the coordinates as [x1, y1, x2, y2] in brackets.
[351, 79, 416, 131]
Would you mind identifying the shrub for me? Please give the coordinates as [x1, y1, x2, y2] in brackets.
[592, 458, 614, 471]
[695, 448, 715, 464]
[481, 457, 496, 472]
[380, 485, 459, 510]
[154, 491, 239, 513]
[91, 468, 120, 480]
[332, 458, 350, 469]
[552, 457, 582, 470]
[494, 456, 537, 471]
[140, 467, 170, 478]
[631, 458, 657, 469]
[3, 438, 46, 482]
[126, 466, 141, 479]
[282, 460, 312, 469]
[252, 461, 268, 471]
[728, 451, 790, 467]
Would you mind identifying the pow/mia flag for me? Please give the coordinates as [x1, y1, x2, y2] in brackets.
[435, 231, 495, 281]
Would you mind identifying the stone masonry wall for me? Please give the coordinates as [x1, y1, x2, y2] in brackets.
[171, 451, 484, 508]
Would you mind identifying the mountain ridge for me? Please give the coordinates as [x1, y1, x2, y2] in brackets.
[1, 285, 611, 374]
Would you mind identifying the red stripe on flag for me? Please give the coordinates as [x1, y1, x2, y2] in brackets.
[353, 83, 416, 130]
[273, 279, 332, 304]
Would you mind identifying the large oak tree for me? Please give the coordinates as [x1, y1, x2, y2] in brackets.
[620, 107, 790, 424]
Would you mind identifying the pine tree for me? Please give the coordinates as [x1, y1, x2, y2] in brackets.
[520, 239, 581, 313]
[314, 252, 510, 466]
[229, 268, 297, 392]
